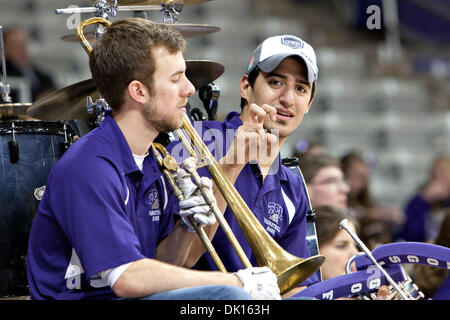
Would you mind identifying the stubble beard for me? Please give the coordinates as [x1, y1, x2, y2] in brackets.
[142, 101, 183, 134]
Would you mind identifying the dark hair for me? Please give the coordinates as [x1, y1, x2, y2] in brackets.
[89, 18, 186, 111]
[240, 66, 260, 109]
[240, 58, 316, 110]
[298, 153, 341, 183]
[314, 205, 358, 246]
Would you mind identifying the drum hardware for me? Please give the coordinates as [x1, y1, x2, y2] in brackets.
[161, 2, 183, 23]
[59, 0, 220, 42]
[56, 0, 212, 16]
[187, 82, 221, 122]
[99, 0, 212, 6]
[85, 95, 110, 126]
[8, 122, 19, 163]
[26, 61, 224, 122]
[73, 17, 112, 127]
[185, 60, 224, 91]
[186, 102, 206, 122]
[0, 25, 12, 103]
[199, 83, 220, 121]
[56, 5, 160, 15]
[61, 123, 72, 153]
[93, 0, 119, 19]
[33, 186, 46, 201]
[0, 120, 76, 297]
[61, 24, 220, 42]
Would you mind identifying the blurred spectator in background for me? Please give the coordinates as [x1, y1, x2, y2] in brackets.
[298, 153, 349, 210]
[341, 151, 373, 219]
[412, 209, 450, 300]
[399, 154, 450, 242]
[313, 205, 390, 300]
[1, 27, 55, 102]
[314, 205, 359, 280]
[293, 138, 327, 157]
[341, 150, 404, 250]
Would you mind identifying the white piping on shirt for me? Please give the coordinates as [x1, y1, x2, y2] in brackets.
[160, 176, 168, 210]
[125, 186, 130, 206]
[281, 187, 296, 224]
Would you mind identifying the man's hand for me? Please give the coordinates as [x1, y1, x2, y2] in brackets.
[177, 168, 216, 232]
[221, 103, 278, 167]
[234, 266, 281, 300]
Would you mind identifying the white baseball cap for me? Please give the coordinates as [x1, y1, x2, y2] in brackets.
[246, 35, 318, 83]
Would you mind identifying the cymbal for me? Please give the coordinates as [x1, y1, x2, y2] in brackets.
[186, 60, 224, 90]
[61, 23, 220, 42]
[165, 23, 220, 38]
[90, 0, 212, 5]
[27, 79, 99, 121]
[0, 103, 33, 120]
[27, 60, 224, 121]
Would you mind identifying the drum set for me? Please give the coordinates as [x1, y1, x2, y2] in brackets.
[0, 0, 224, 298]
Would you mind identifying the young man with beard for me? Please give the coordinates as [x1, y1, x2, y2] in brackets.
[26, 18, 280, 300]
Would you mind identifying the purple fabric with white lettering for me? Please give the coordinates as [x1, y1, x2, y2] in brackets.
[354, 242, 450, 271]
[294, 264, 405, 300]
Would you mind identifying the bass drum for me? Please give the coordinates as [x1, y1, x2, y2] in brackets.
[0, 120, 75, 298]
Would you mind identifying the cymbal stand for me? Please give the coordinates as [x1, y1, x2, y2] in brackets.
[55, 3, 167, 16]
[199, 83, 220, 121]
[86, 96, 110, 126]
[91, 0, 117, 39]
[57, 1, 118, 125]
[56, 1, 189, 125]
[161, 2, 184, 23]
[0, 26, 11, 103]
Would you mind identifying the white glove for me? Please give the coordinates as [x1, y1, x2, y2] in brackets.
[177, 168, 217, 232]
[234, 267, 281, 300]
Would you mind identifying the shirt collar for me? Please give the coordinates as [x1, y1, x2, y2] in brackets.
[224, 111, 243, 129]
[98, 114, 160, 176]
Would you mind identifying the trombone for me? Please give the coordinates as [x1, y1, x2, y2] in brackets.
[76, 17, 325, 295]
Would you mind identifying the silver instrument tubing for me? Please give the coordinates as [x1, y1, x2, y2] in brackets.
[55, 5, 162, 15]
[339, 218, 409, 300]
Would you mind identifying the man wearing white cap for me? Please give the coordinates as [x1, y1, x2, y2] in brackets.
[177, 35, 320, 297]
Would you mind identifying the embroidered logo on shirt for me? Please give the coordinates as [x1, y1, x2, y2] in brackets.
[146, 189, 161, 221]
[264, 202, 283, 236]
[268, 202, 283, 223]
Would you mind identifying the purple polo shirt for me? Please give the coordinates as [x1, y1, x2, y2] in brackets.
[168, 111, 318, 286]
[26, 114, 177, 300]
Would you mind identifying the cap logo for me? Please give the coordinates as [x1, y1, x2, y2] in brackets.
[281, 36, 303, 49]
[248, 55, 255, 71]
